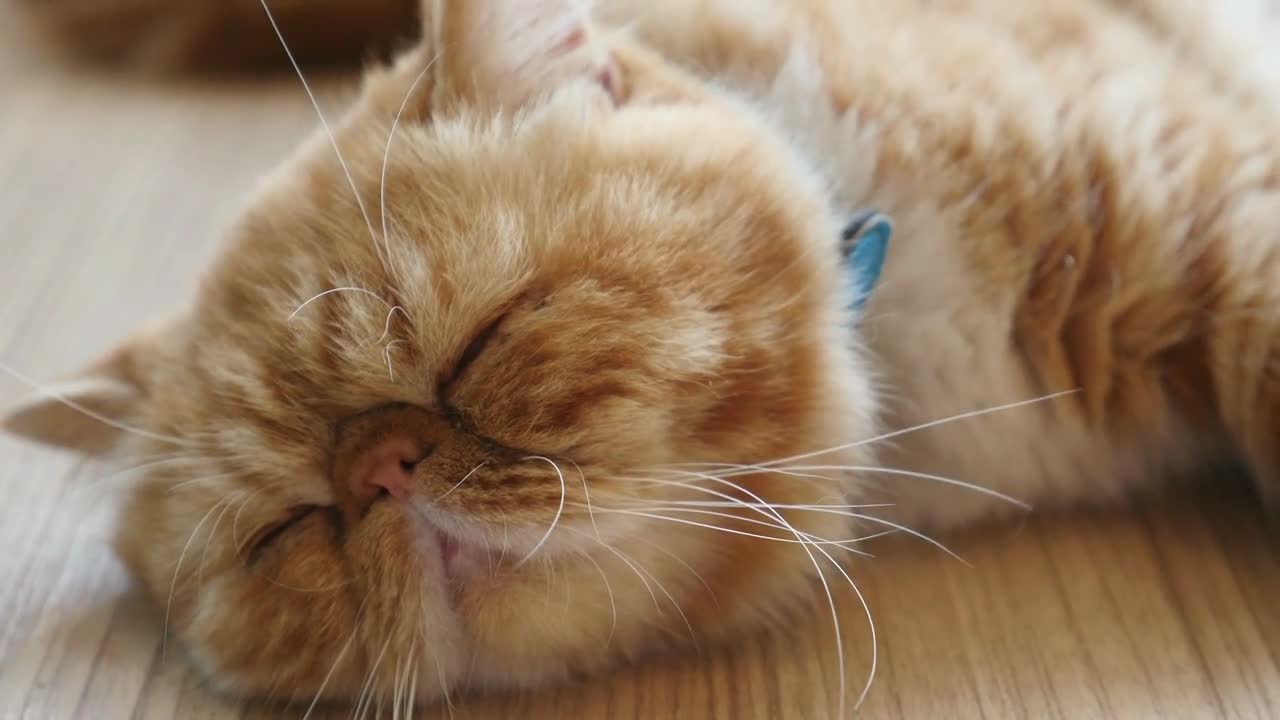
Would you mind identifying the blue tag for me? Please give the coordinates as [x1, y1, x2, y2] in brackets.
[840, 210, 892, 313]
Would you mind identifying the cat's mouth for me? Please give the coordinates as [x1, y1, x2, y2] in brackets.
[407, 504, 494, 583]
[433, 525, 487, 581]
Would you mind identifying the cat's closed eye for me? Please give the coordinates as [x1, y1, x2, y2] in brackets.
[242, 505, 326, 564]
[440, 310, 510, 397]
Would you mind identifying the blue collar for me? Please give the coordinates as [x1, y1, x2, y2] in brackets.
[840, 210, 892, 313]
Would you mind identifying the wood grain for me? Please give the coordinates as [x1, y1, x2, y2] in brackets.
[1, 9, 1279, 719]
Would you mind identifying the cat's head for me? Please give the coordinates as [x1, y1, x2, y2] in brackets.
[2, 0, 877, 705]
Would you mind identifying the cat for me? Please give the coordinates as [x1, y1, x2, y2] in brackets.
[7, 0, 1280, 713]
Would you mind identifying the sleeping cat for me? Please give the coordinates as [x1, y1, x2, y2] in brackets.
[7, 0, 1280, 713]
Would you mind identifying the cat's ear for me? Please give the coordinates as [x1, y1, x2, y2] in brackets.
[1, 323, 169, 456]
[424, 0, 620, 112]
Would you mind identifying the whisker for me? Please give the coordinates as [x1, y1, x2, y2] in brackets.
[518, 456, 567, 565]
[802, 539, 847, 718]
[573, 546, 619, 647]
[757, 389, 1080, 468]
[567, 459, 602, 540]
[257, 0, 382, 267]
[162, 498, 230, 659]
[566, 531, 699, 646]
[434, 653, 453, 720]
[196, 499, 237, 588]
[598, 471, 878, 553]
[434, 462, 488, 502]
[353, 632, 392, 720]
[647, 462, 832, 482]
[841, 512, 970, 566]
[665, 468, 852, 717]
[383, 340, 408, 383]
[391, 654, 405, 720]
[407, 654, 420, 720]
[584, 506, 871, 552]
[805, 531, 877, 711]
[630, 534, 721, 610]
[69, 456, 205, 502]
[566, 526, 663, 615]
[615, 498, 896, 512]
[229, 487, 273, 555]
[359, 306, 410, 350]
[702, 463, 1030, 510]
[380, 56, 439, 277]
[166, 472, 238, 494]
[289, 287, 394, 322]
[576, 499, 802, 536]
[0, 359, 193, 448]
[302, 596, 370, 720]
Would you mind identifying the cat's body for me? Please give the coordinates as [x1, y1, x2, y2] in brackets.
[611, 0, 1280, 529]
[8, 0, 1280, 711]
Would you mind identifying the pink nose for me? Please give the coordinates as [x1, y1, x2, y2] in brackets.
[347, 437, 422, 502]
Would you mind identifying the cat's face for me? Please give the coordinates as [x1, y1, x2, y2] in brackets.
[3, 0, 876, 705]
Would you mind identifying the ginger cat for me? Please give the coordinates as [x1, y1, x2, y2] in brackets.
[7, 0, 1280, 712]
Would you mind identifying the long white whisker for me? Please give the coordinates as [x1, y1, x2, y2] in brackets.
[586, 507, 871, 552]
[163, 473, 239, 495]
[257, 0, 381, 266]
[383, 340, 407, 383]
[353, 632, 393, 720]
[572, 545, 618, 647]
[802, 540, 846, 718]
[806, 534, 877, 711]
[67, 456, 203, 503]
[567, 527, 663, 615]
[162, 499, 229, 658]
[610, 498, 896, 511]
[843, 512, 970, 565]
[359, 306, 410, 350]
[303, 597, 369, 720]
[196, 500, 237, 587]
[380, 57, 438, 275]
[630, 534, 720, 609]
[391, 654, 406, 720]
[648, 462, 833, 482]
[802, 465, 1030, 509]
[434, 654, 453, 720]
[567, 459, 602, 540]
[407, 655, 420, 720]
[518, 456, 567, 565]
[759, 389, 1080, 468]
[434, 462, 488, 502]
[665, 468, 851, 716]
[289, 287, 393, 322]
[229, 487, 273, 554]
[590, 475, 879, 552]
[568, 531, 697, 645]
[702, 463, 1030, 510]
[0, 360, 193, 447]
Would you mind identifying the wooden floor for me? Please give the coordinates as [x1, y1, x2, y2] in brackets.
[2, 11, 1280, 720]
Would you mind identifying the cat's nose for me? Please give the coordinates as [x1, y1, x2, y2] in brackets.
[330, 404, 448, 520]
[346, 436, 424, 503]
